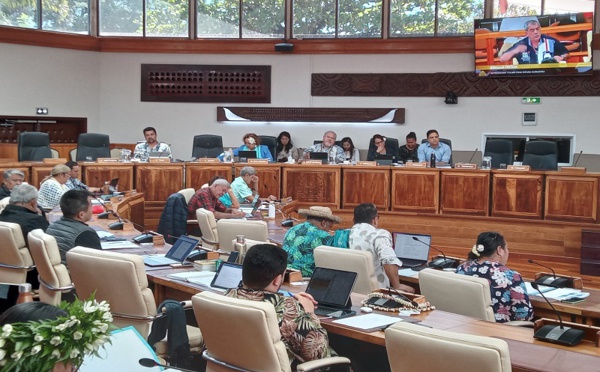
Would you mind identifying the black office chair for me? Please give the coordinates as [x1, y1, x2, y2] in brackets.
[17, 132, 53, 161]
[523, 140, 558, 170]
[76, 133, 110, 161]
[192, 135, 224, 159]
[484, 139, 514, 168]
[421, 138, 453, 164]
[367, 137, 399, 161]
[258, 135, 277, 160]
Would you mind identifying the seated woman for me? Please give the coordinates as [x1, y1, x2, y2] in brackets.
[341, 137, 360, 163]
[367, 134, 395, 161]
[456, 231, 534, 323]
[219, 133, 273, 161]
[275, 131, 299, 162]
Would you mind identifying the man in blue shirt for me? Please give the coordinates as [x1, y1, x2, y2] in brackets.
[417, 129, 451, 164]
[499, 20, 569, 65]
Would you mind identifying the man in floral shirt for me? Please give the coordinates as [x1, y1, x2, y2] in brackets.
[133, 126, 172, 160]
[226, 244, 336, 366]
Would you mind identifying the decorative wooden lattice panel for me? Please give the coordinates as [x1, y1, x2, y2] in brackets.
[217, 107, 405, 124]
[141, 64, 271, 103]
[311, 71, 600, 97]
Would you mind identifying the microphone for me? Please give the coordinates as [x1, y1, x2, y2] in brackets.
[411, 236, 456, 269]
[467, 148, 478, 164]
[92, 194, 117, 220]
[574, 150, 583, 167]
[528, 259, 571, 288]
[139, 358, 196, 372]
[530, 282, 584, 346]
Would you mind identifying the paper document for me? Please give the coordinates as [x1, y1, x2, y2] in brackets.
[525, 282, 589, 301]
[101, 241, 139, 250]
[398, 268, 419, 278]
[332, 313, 401, 332]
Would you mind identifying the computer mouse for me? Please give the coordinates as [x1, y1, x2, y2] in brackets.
[360, 306, 373, 313]
[281, 219, 294, 228]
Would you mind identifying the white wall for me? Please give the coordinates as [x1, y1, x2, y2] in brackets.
[0, 42, 598, 161]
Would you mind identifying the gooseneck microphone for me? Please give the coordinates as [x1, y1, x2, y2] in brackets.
[574, 150, 584, 167]
[530, 282, 584, 346]
[528, 259, 570, 288]
[467, 148, 479, 164]
[412, 236, 455, 269]
[139, 358, 195, 372]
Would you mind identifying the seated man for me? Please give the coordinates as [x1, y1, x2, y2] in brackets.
[187, 178, 245, 220]
[0, 169, 25, 199]
[417, 129, 451, 164]
[231, 166, 276, 205]
[0, 184, 49, 244]
[226, 244, 336, 366]
[302, 131, 345, 164]
[46, 189, 101, 264]
[349, 203, 415, 293]
[133, 126, 172, 160]
[282, 206, 339, 277]
[398, 132, 419, 163]
[64, 161, 101, 192]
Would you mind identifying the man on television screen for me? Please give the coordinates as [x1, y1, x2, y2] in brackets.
[499, 20, 569, 64]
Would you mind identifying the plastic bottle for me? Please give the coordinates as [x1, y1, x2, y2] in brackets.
[268, 202, 276, 219]
[17, 283, 33, 304]
[430, 153, 436, 168]
[234, 235, 246, 264]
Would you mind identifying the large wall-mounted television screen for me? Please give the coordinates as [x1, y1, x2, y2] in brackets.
[475, 12, 593, 77]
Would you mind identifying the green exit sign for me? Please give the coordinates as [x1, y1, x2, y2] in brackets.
[522, 97, 541, 104]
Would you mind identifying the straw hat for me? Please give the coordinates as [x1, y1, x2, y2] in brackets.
[298, 206, 341, 223]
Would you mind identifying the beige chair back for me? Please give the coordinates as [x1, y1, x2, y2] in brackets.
[229, 239, 275, 263]
[314, 245, 378, 295]
[196, 208, 219, 248]
[28, 229, 73, 305]
[419, 268, 495, 322]
[178, 188, 196, 204]
[385, 322, 511, 372]
[69, 148, 77, 161]
[66, 247, 157, 337]
[216, 219, 268, 252]
[192, 291, 290, 372]
[0, 221, 33, 284]
[0, 197, 10, 213]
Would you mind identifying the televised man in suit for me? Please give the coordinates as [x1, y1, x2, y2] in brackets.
[302, 131, 345, 163]
[0, 184, 49, 245]
[417, 129, 451, 164]
[133, 126, 172, 160]
[0, 170, 25, 199]
[499, 20, 569, 64]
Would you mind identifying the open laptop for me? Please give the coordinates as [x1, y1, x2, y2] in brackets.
[309, 152, 328, 164]
[306, 267, 357, 318]
[393, 232, 431, 268]
[375, 154, 394, 165]
[149, 151, 170, 158]
[240, 201, 261, 218]
[185, 262, 243, 293]
[238, 150, 257, 163]
[143, 235, 199, 267]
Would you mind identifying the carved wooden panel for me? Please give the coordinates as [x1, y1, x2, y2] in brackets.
[185, 163, 233, 189]
[312, 71, 600, 97]
[440, 170, 490, 216]
[281, 165, 341, 209]
[0, 116, 86, 144]
[134, 163, 184, 202]
[545, 175, 599, 223]
[234, 163, 281, 199]
[82, 163, 134, 191]
[391, 168, 439, 213]
[217, 107, 404, 124]
[141, 64, 271, 103]
[342, 166, 391, 210]
[491, 171, 543, 219]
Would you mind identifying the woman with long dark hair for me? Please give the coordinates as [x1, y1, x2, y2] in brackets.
[276, 131, 299, 162]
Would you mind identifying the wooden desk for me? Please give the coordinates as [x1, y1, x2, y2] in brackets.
[234, 163, 281, 198]
[113, 192, 145, 229]
[545, 172, 600, 223]
[185, 162, 232, 188]
[30, 163, 55, 187]
[341, 165, 391, 210]
[440, 168, 490, 216]
[491, 170, 544, 219]
[81, 162, 134, 191]
[391, 168, 439, 213]
[282, 164, 341, 209]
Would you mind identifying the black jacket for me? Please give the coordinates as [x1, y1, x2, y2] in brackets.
[0, 204, 50, 245]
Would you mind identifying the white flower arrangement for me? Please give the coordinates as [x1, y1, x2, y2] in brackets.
[0, 296, 113, 372]
[471, 244, 485, 257]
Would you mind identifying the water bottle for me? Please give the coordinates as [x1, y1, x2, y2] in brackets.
[481, 156, 492, 170]
[430, 153, 436, 168]
[234, 235, 246, 263]
[268, 202, 276, 219]
[17, 283, 33, 304]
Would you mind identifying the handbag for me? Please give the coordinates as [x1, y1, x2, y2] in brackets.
[361, 288, 435, 312]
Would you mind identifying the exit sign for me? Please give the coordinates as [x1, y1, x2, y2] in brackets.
[522, 97, 541, 104]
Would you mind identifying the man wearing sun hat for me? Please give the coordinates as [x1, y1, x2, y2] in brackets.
[282, 206, 341, 277]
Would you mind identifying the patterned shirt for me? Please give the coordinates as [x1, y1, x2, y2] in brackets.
[65, 177, 88, 191]
[187, 187, 226, 220]
[349, 223, 402, 288]
[456, 260, 534, 323]
[133, 141, 172, 159]
[38, 178, 68, 211]
[226, 287, 334, 366]
[398, 145, 419, 163]
[302, 144, 345, 164]
[282, 221, 333, 277]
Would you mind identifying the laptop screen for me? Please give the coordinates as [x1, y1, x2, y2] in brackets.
[165, 235, 199, 262]
[309, 152, 328, 160]
[306, 267, 357, 309]
[238, 151, 257, 161]
[393, 232, 431, 261]
[211, 262, 243, 289]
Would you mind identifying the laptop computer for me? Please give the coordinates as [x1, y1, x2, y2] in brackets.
[143, 235, 199, 267]
[185, 262, 243, 293]
[309, 152, 328, 164]
[240, 201, 261, 218]
[393, 232, 431, 268]
[306, 267, 357, 318]
[148, 151, 170, 158]
[375, 154, 394, 165]
[238, 150, 257, 163]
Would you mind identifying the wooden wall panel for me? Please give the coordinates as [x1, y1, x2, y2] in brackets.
[342, 166, 391, 210]
[185, 163, 233, 189]
[134, 163, 184, 202]
[234, 163, 281, 199]
[281, 165, 340, 209]
[491, 172, 543, 219]
[545, 175, 599, 223]
[440, 170, 490, 216]
[82, 163, 134, 191]
[391, 169, 439, 213]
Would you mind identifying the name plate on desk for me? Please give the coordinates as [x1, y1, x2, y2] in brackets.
[560, 167, 587, 174]
[302, 160, 323, 165]
[149, 158, 170, 163]
[97, 158, 119, 163]
[43, 158, 67, 164]
[507, 165, 531, 171]
[454, 163, 477, 169]
[405, 162, 427, 168]
[248, 159, 269, 164]
[356, 161, 377, 167]
[197, 158, 220, 163]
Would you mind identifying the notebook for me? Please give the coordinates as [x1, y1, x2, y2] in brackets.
[309, 152, 328, 164]
[142, 235, 199, 267]
[392, 232, 431, 268]
[238, 150, 257, 162]
[306, 267, 357, 318]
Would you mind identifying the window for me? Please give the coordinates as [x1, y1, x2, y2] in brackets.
[0, 0, 89, 33]
[493, 0, 595, 17]
[100, 0, 188, 37]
